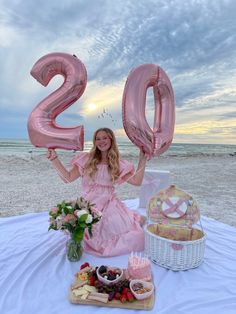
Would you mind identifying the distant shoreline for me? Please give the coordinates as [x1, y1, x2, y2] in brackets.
[1, 137, 236, 146]
[1, 139, 236, 159]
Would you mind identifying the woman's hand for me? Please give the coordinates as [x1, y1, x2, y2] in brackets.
[47, 149, 58, 161]
[125, 148, 147, 186]
[46, 149, 80, 183]
[139, 148, 148, 163]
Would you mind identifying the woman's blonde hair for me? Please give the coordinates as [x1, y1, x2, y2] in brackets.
[84, 128, 120, 182]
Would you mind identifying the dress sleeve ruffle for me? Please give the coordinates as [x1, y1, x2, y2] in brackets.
[70, 152, 89, 175]
[117, 159, 135, 184]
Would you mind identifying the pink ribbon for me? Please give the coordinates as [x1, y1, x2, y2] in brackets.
[171, 243, 184, 250]
[162, 198, 186, 217]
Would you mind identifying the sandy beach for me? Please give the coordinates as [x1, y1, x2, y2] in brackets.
[0, 153, 236, 227]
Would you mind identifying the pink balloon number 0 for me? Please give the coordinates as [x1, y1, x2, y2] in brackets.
[28, 52, 87, 150]
[122, 64, 175, 158]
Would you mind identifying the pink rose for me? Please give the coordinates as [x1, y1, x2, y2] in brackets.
[50, 207, 59, 215]
[63, 214, 77, 224]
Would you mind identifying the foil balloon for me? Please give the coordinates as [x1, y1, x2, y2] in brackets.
[122, 64, 175, 158]
[28, 52, 87, 150]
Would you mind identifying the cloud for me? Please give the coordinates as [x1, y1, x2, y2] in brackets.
[0, 0, 236, 143]
[84, 0, 236, 81]
[0, 24, 18, 47]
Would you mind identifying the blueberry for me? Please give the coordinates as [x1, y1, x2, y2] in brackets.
[108, 274, 116, 281]
[99, 265, 107, 274]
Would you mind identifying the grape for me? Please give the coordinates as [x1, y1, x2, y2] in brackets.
[108, 291, 115, 301]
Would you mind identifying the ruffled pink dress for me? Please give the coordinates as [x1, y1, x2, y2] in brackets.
[70, 152, 144, 257]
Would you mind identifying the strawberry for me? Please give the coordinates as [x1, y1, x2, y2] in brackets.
[121, 287, 129, 295]
[80, 262, 90, 270]
[120, 294, 127, 303]
[94, 280, 99, 286]
[126, 291, 135, 302]
[115, 292, 121, 300]
[89, 276, 96, 286]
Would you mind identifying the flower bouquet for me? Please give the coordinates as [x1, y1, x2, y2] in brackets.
[48, 197, 101, 261]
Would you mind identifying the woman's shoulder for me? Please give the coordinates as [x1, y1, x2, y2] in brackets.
[119, 159, 135, 175]
[116, 159, 135, 184]
[119, 159, 134, 169]
[70, 152, 90, 167]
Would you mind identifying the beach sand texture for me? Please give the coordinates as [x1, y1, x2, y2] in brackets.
[0, 154, 235, 227]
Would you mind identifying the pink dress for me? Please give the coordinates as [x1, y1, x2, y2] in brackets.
[70, 152, 144, 257]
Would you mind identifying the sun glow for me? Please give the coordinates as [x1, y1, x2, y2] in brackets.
[87, 103, 97, 111]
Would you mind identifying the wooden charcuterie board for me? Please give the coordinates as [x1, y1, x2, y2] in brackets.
[69, 292, 155, 310]
[69, 268, 155, 310]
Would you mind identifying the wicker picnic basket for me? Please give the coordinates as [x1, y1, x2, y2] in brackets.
[144, 185, 206, 271]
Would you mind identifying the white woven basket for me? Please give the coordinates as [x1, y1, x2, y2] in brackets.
[144, 224, 205, 271]
[144, 185, 206, 271]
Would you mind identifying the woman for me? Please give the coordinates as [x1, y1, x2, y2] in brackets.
[47, 128, 147, 256]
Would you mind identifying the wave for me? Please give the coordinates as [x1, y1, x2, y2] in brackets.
[0, 139, 236, 158]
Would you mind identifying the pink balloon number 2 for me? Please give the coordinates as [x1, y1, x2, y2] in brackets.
[28, 52, 87, 150]
[122, 64, 175, 158]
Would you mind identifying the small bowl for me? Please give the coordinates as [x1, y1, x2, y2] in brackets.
[96, 266, 123, 285]
[130, 279, 154, 300]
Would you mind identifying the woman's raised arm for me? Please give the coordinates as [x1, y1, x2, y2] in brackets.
[124, 149, 147, 186]
[47, 149, 81, 183]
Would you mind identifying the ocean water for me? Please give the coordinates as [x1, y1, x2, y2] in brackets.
[0, 138, 236, 158]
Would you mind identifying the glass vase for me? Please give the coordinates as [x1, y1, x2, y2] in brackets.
[66, 238, 83, 262]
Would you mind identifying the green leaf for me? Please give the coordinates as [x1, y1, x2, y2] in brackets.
[63, 222, 74, 233]
[88, 227, 93, 238]
[73, 228, 84, 242]
[93, 217, 101, 224]
[78, 222, 87, 228]
[48, 225, 57, 231]
[63, 207, 69, 215]
[79, 213, 88, 222]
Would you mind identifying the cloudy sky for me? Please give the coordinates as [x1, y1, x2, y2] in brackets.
[0, 0, 236, 144]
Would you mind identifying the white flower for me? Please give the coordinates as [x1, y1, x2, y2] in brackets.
[56, 215, 62, 228]
[76, 209, 88, 218]
[85, 214, 93, 224]
[66, 206, 72, 210]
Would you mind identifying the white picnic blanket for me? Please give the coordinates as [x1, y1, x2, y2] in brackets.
[0, 199, 236, 314]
